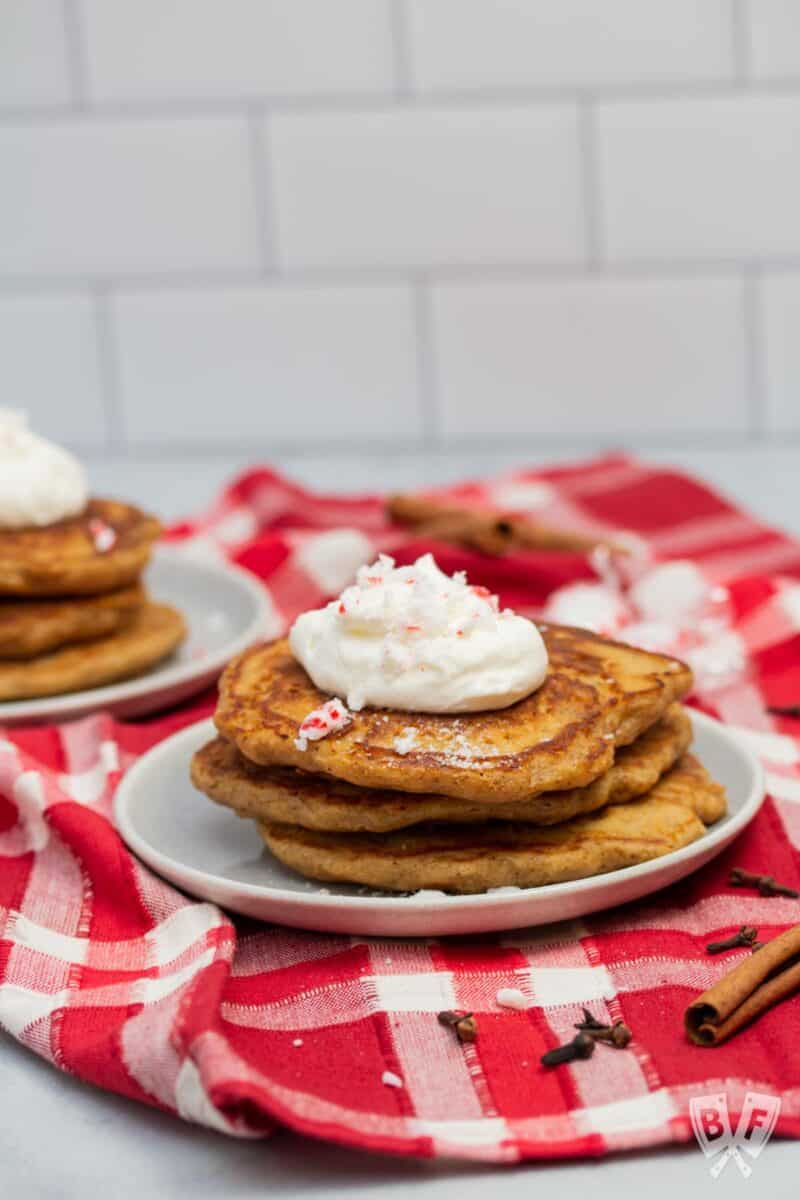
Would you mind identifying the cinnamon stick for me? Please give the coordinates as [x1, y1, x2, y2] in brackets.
[685, 923, 800, 1045]
[386, 493, 623, 557]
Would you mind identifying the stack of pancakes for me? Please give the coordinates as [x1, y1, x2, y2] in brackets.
[0, 498, 186, 701]
[192, 625, 727, 894]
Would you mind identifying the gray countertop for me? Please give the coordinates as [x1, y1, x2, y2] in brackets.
[3, 445, 799, 1199]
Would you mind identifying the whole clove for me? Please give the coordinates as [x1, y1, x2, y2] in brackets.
[541, 1031, 595, 1067]
[594, 1022, 632, 1048]
[574, 1008, 632, 1048]
[437, 1010, 478, 1043]
[767, 705, 800, 719]
[574, 1006, 606, 1031]
[729, 867, 799, 898]
[706, 925, 759, 954]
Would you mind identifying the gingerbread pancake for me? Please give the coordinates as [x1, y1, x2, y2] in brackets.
[0, 498, 161, 596]
[259, 754, 726, 894]
[214, 626, 693, 804]
[193, 704, 692, 833]
[0, 584, 144, 660]
[0, 601, 185, 701]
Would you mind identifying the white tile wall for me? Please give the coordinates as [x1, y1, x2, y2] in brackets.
[597, 95, 800, 262]
[431, 279, 748, 437]
[113, 286, 420, 445]
[761, 274, 800, 433]
[0, 117, 261, 278]
[0, 0, 72, 110]
[406, 0, 734, 92]
[0, 1, 798, 452]
[0, 293, 107, 445]
[81, 0, 395, 102]
[269, 107, 583, 269]
[746, 0, 800, 78]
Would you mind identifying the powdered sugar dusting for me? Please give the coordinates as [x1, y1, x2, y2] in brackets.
[392, 728, 419, 755]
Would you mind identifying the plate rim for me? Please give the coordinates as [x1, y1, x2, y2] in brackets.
[113, 708, 766, 915]
[0, 550, 270, 722]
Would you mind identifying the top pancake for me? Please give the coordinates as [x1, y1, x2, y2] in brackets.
[214, 625, 693, 804]
[0, 498, 161, 596]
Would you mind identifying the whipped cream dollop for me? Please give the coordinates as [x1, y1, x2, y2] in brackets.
[289, 553, 548, 713]
[0, 410, 89, 529]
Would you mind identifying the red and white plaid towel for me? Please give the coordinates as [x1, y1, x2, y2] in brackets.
[2, 454, 800, 1162]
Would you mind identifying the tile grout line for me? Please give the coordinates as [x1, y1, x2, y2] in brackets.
[412, 276, 440, 445]
[3, 260, 800, 295]
[389, 0, 413, 99]
[69, 429, 800, 462]
[577, 97, 603, 269]
[245, 107, 277, 273]
[6, 74, 800, 124]
[92, 284, 126, 453]
[62, 0, 89, 109]
[730, 0, 753, 83]
[743, 267, 767, 439]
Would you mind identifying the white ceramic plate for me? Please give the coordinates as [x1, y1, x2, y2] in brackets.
[0, 549, 271, 725]
[114, 709, 765, 937]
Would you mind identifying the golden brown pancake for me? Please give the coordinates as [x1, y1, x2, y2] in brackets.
[193, 704, 692, 833]
[0, 498, 161, 596]
[642, 749, 727, 825]
[214, 626, 693, 804]
[0, 584, 145, 660]
[0, 601, 185, 701]
[259, 754, 725, 893]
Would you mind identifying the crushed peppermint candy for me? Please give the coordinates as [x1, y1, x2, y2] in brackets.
[294, 698, 351, 752]
[88, 517, 117, 553]
[496, 987, 529, 1011]
[381, 1070, 404, 1089]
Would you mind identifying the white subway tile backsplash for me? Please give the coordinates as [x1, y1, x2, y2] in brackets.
[597, 95, 800, 261]
[406, 0, 734, 93]
[81, 0, 393, 102]
[0, 118, 260, 277]
[3, 2, 799, 451]
[762, 274, 800, 432]
[113, 286, 420, 445]
[431, 278, 747, 437]
[0, 293, 107, 446]
[746, 0, 800, 78]
[269, 106, 583, 269]
[0, 0, 72, 109]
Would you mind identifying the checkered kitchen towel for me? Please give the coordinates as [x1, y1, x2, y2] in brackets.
[3, 454, 800, 1162]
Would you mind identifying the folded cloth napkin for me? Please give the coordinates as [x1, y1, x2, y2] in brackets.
[2, 454, 800, 1162]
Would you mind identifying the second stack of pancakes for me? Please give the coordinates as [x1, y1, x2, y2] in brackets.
[192, 624, 728, 894]
[0, 498, 185, 702]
